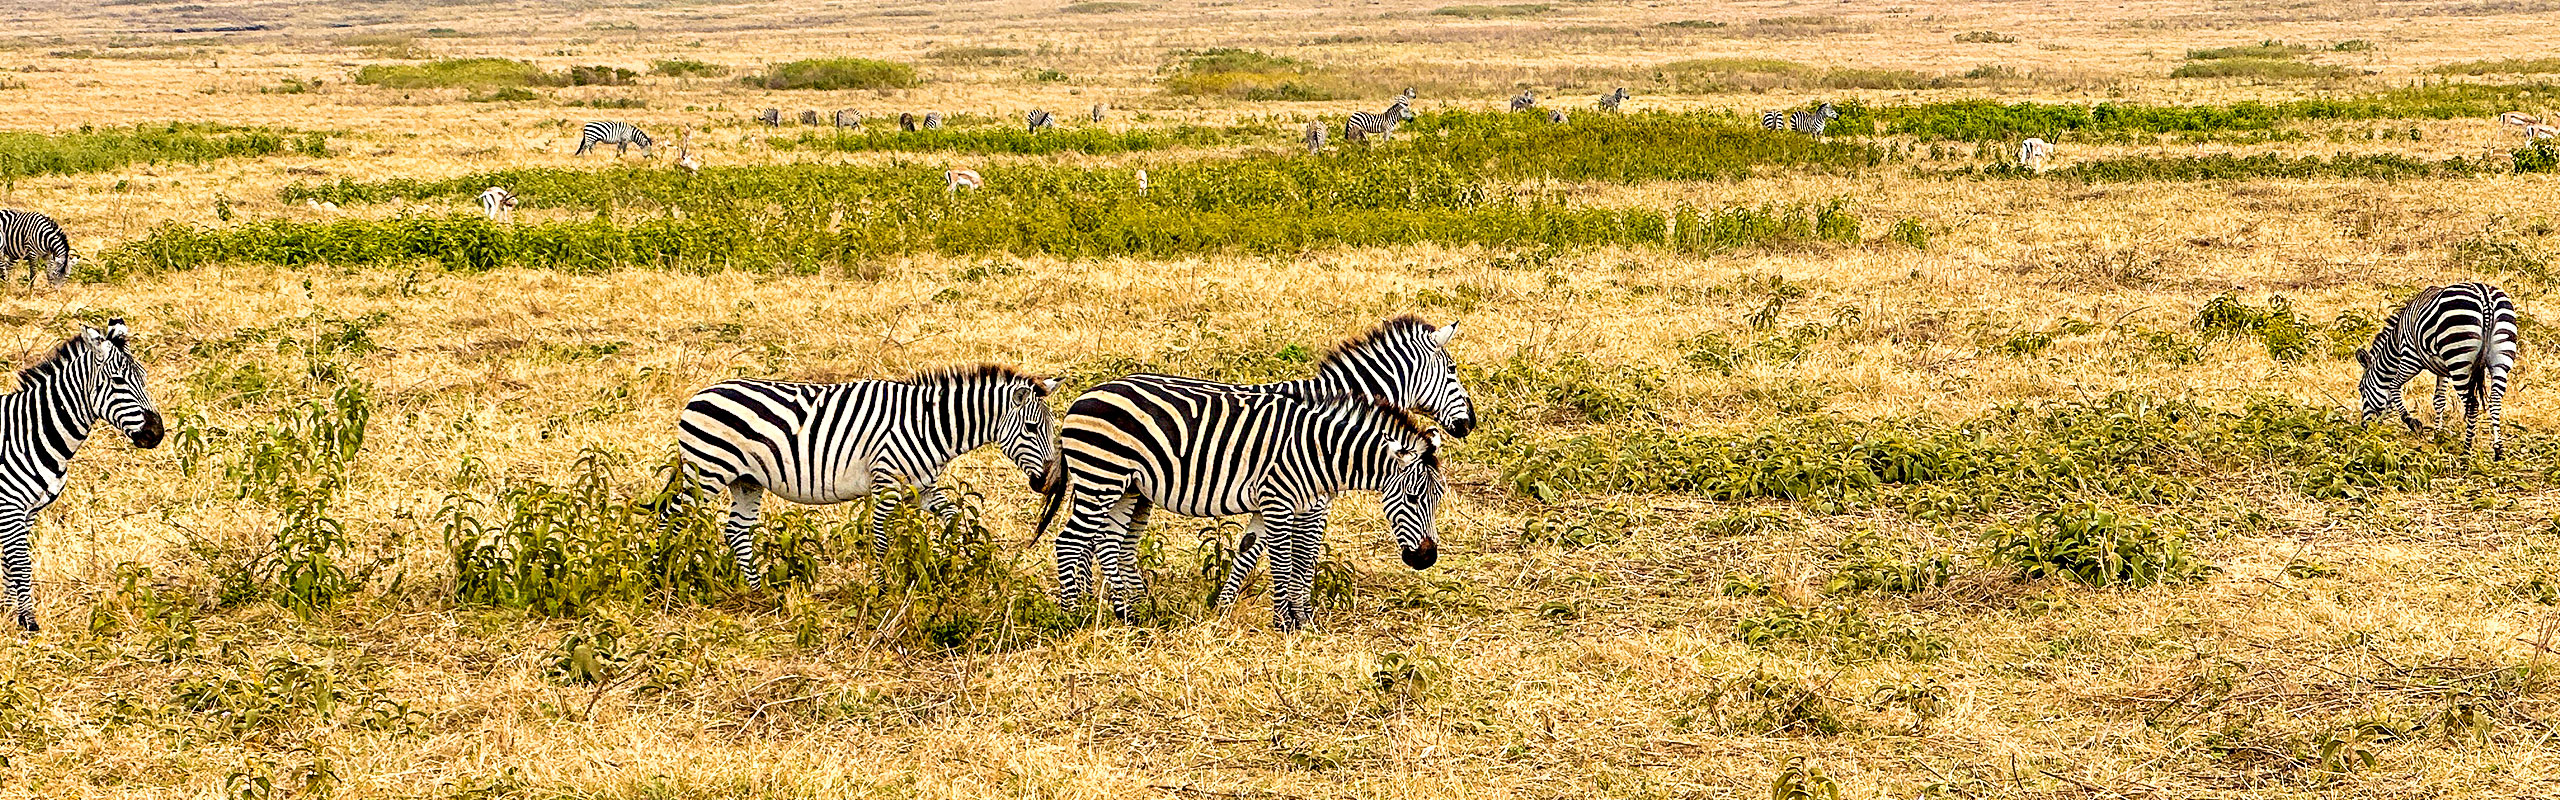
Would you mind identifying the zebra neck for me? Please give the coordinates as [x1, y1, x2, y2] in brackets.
[0, 372, 102, 467]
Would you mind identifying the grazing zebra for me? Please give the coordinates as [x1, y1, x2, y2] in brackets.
[1305, 120, 1327, 153]
[757, 108, 781, 127]
[1760, 110, 1786, 131]
[0, 320, 164, 631]
[924, 112, 945, 130]
[673, 365, 1058, 585]
[899, 112, 917, 132]
[1547, 108, 1569, 124]
[2357, 282, 2521, 459]
[476, 186, 518, 221]
[0, 210, 75, 287]
[1042, 316, 1477, 617]
[2018, 137, 2053, 171]
[1347, 98, 1415, 142]
[574, 121, 653, 157]
[1027, 108, 1056, 132]
[1040, 386, 1444, 629]
[946, 168, 983, 192]
[833, 109, 863, 128]
[1597, 87, 1630, 112]
[2500, 111, 2541, 128]
[1090, 102, 1107, 123]
[1790, 102, 1840, 135]
[798, 109, 820, 126]
[1510, 89, 1537, 112]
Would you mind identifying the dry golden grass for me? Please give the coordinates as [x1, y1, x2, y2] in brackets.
[4, 0, 2560, 797]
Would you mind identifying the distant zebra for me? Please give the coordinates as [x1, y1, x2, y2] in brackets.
[757, 108, 781, 127]
[924, 112, 944, 130]
[1038, 316, 1477, 620]
[1547, 108, 1569, 124]
[0, 210, 75, 286]
[2358, 282, 2521, 459]
[1597, 87, 1630, 112]
[834, 109, 863, 127]
[672, 365, 1058, 585]
[946, 168, 983, 192]
[1398, 86, 1417, 102]
[2018, 137, 2053, 171]
[476, 186, 518, 222]
[1305, 120, 1327, 153]
[1347, 98, 1415, 142]
[1790, 102, 1840, 135]
[1760, 110, 1786, 131]
[0, 320, 164, 631]
[900, 112, 917, 132]
[575, 121, 654, 157]
[1027, 108, 1056, 132]
[1509, 89, 1537, 112]
[1039, 386, 1445, 629]
[1090, 102, 1107, 123]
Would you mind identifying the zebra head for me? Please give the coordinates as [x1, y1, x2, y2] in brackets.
[2353, 329, 2406, 423]
[1380, 428, 1445, 570]
[1002, 377, 1062, 491]
[84, 320, 162, 449]
[1819, 102, 1840, 121]
[631, 128, 655, 157]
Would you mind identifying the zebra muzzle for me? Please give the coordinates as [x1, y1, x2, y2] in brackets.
[1401, 536, 1438, 569]
[130, 410, 165, 449]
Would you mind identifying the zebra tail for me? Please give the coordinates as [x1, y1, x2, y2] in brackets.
[1031, 468, 1067, 542]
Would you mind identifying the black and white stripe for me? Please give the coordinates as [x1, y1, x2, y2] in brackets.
[899, 112, 917, 132]
[1509, 89, 1537, 112]
[1791, 102, 1840, 135]
[476, 186, 518, 222]
[1760, 110, 1786, 131]
[833, 109, 863, 128]
[1346, 98, 1415, 142]
[757, 108, 782, 127]
[1597, 87, 1630, 112]
[2358, 283, 2522, 458]
[798, 109, 821, 126]
[0, 210, 74, 286]
[1042, 385, 1444, 629]
[673, 365, 1059, 585]
[574, 121, 654, 157]
[1547, 108, 1569, 124]
[0, 321, 162, 631]
[1027, 108, 1056, 132]
[923, 112, 944, 130]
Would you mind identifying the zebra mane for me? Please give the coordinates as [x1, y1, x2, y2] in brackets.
[901, 362, 1036, 388]
[1316, 314, 1437, 370]
[15, 333, 94, 387]
[1303, 393, 1436, 455]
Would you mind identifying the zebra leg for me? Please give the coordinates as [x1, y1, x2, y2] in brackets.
[1212, 513, 1267, 611]
[1269, 512, 1326, 632]
[867, 488, 902, 555]
[1, 505, 36, 632]
[2486, 353, 2515, 461]
[1052, 487, 1119, 621]
[1095, 495, 1146, 622]
[2431, 377, 2453, 436]
[722, 480, 766, 588]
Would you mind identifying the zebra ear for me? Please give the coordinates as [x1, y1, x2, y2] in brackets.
[107, 318, 129, 343]
[1038, 377, 1060, 396]
[1429, 321, 1458, 348]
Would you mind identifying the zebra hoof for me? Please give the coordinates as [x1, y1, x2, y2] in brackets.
[15, 613, 35, 633]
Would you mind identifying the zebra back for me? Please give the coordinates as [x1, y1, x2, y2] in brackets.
[0, 210, 72, 284]
[833, 109, 862, 127]
[899, 112, 916, 131]
[1510, 90, 1536, 111]
[1305, 120, 1326, 153]
[1027, 108, 1055, 132]
[757, 108, 780, 126]
[1760, 110, 1785, 131]
[798, 109, 820, 126]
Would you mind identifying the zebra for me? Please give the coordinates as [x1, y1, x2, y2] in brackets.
[1547, 108, 1569, 124]
[2358, 283, 2521, 459]
[923, 112, 944, 130]
[574, 121, 653, 157]
[834, 109, 863, 128]
[1510, 89, 1537, 112]
[1305, 120, 1327, 153]
[757, 108, 782, 127]
[1039, 386, 1444, 629]
[1040, 315, 1476, 617]
[1027, 108, 1056, 133]
[672, 365, 1058, 586]
[1347, 98, 1415, 142]
[946, 168, 983, 192]
[798, 109, 820, 126]
[1398, 86, 1417, 102]
[1090, 102, 1107, 123]
[0, 320, 163, 631]
[476, 186, 518, 222]
[899, 112, 917, 132]
[2018, 137, 2053, 171]
[1790, 102, 1840, 135]
[0, 210, 75, 287]
[1597, 87, 1630, 112]
[1760, 110, 1786, 131]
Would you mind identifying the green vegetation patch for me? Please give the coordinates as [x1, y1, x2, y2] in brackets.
[2187, 40, 2313, 60]
[1160, 48, 1346, 100]
[648, 58, 727, 78]
[1432, 4, 1553, 18]
[925, 46, 1026, 63]
[1061, 1, 1148, 11]
[2428, 57, 2560, 75]
[353, 57, 548, 88]
[743, 58, 919, 90]
[0, 123, 325, 180]
[771, 124, 1252, 156]
[2169, 58, 2352, 80]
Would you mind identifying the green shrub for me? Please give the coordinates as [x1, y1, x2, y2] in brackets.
[2170, 58, 2352, 80]
[0, 123, 316, 179]
[2427, 57, 2560, 75]
[1432, 3, 1551, 17]
[744, 57, 918, 90]
[1160, 48, 1345, 100]
[1737, 603, 1947, 663]
[463, 86, 539, 102]
[353, 57, 547, 88]
[2016, 152, 2494, 182]
[2194, 293, 2318, 361]
[2187, 40, 2313, 60]
[2518, 141, 2560, 174]
[1870, 85, 2559, 140]
[649, 58, 728, 77]
[2331, 40, 2376, 52]
[925, 46, 1025, 63]
[773, 123, 1248, 155]
[1985, 504, 2206, 587]
[561, 65, 637, 86]
[1954, 30, 2016, 43]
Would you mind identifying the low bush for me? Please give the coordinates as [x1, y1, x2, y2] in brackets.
[771, 124, 1249, 156]
[1432, 4, 1552, 18]
[925, 46, 1025, 63]
[1874, 84, 2560, 140]
[1957, 152, 2499, 182]
[2427, 57, 2560, 75]
[649, 58, 727, 77]
[1160, 48, 1346, 100]
[743, 57, 918, 90]
[0, 123, 322, 179]
[353, 57, 548, 88]
[1985, 504, 2207, 587]
[2169, 58, 2353, 80]
[2187, 41, 2313, 60]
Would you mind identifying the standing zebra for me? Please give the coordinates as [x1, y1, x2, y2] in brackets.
[924, 112, 945, 130]
[1398, 86, 1418, 102]
[1347, 98, 1415, 142]
[1510, 89, 1537, 112]
[1305, 120, 1327, 153]
[0, 210, 75, 287]
[574, 121, 654, 157]
[1790, 102, 1840, 135]
[798, 109, 821, 126]
[476, 186, 518, 222]
[833, 109, 863, 127]
[1597, 87, 1630, 112]
[1040, 386, 1444, 629]
[2358, 283, 2522, 459]
[1546, 108, 1569, 124]
[1760, 110, 1786, 131]
[0, 320, 163, 631]
[1090, 102, 1107, 123]
[899, 112, 917, 132]
[2501, 111, 2541, 128]
[672, 365, 1058, 586]
[1027, 108, 1056, 133]
[1040, 316, 1477, 618]
[757, 108, 782, 127]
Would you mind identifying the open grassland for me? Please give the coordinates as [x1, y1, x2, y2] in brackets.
[7, 0, 2560, 798]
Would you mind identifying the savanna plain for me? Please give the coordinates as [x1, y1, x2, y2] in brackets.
[7, 0, 2560, 797]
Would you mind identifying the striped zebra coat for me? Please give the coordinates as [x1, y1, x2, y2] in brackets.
[673, 365, 1059, 585]
[1347, 99, 1415, 142]
[476, 187, 518, 221]
[1026, 108, 1056, 132]
[0, 210, 74, 286]
[1597, 87, 1630, 112]
[575, 121, 653, 156]
[798, 109, 821, 126]
[923, 112, 945, 130]
[2358, 283, 2522, 458]
[759, 108, 782, 127]
[0, 321, 163, 631]
[899, 112, 917, 132]
[1792, 103, 1840, 135]
[1041, 385, 1444, 629]
[833, 109, 863, 127]
[1509, 90, 1537, 112]
[1089, 102, 1107, 123]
